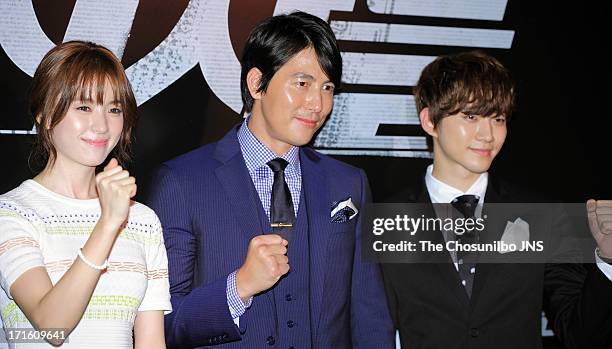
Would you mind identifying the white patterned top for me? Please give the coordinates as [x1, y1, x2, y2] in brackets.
[0, 180, 171, 348]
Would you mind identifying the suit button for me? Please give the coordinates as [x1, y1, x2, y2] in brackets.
[285, 294, 292, 301]
[266, 336, 275, 345]
[287, 320, 294, 328]
[470, 328, 479, 337]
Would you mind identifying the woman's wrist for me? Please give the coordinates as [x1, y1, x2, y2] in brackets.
[96, 215, 124, 235]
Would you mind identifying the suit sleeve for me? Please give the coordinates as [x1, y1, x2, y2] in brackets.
[543, 205, 612, 348]
[350, 169, 395, 348]
[147, 164, 242, 348]
[381, 266, 400, 329]
[544, 263, 612, 348]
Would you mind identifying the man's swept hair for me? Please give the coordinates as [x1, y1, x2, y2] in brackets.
[240, 11, 342, 112]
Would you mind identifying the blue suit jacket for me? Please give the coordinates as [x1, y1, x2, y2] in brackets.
[148, 126, 394, 348]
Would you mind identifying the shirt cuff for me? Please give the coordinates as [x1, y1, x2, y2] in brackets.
[595, 250, 612, 281]
[226, 270, 253, 325]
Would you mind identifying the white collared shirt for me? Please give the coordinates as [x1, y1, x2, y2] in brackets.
[425, 164, 487, 205]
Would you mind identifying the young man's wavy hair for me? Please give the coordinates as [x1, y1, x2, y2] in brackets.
[240, 11, 342, 112]
[414, 51, 515, 149]
[29, 40, 137, 170]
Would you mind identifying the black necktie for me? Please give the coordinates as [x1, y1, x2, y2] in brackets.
[267, 158, 295, 239]
[451, 194, 480, 298]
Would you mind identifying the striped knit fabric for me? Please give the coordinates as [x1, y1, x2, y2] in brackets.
[0, 180, 171, 348]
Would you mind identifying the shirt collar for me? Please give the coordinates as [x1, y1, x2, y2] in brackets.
[237, 116, 300, 175]
[424, 164, 488, 204]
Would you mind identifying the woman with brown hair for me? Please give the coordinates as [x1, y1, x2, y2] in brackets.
[0, 41, 170, 348]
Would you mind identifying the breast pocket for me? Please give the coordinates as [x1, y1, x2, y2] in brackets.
[328, 218, 358, 235]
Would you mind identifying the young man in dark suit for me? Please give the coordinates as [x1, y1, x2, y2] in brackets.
[381, 51, 612, 348]
[148, 11, 394, 348]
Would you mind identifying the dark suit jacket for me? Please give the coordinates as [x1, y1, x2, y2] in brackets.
[381, 176, 612, 349]
[148, 125, 394, 348]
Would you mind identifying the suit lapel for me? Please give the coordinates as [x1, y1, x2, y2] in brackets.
[416, 181, 471, 308]
[299, 148, 328, 332]
[470, 177, 506, 305]
[213, 126, 267, 242]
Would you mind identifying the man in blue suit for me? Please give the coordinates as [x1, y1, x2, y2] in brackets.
[148, 11, 394, 348]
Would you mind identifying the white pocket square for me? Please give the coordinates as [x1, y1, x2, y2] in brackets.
[499, 217, 530, 253]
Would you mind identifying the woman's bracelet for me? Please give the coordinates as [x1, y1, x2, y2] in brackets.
[77, 248, 108, 270]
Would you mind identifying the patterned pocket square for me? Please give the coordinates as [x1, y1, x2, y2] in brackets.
[331, 197, 358, 223]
